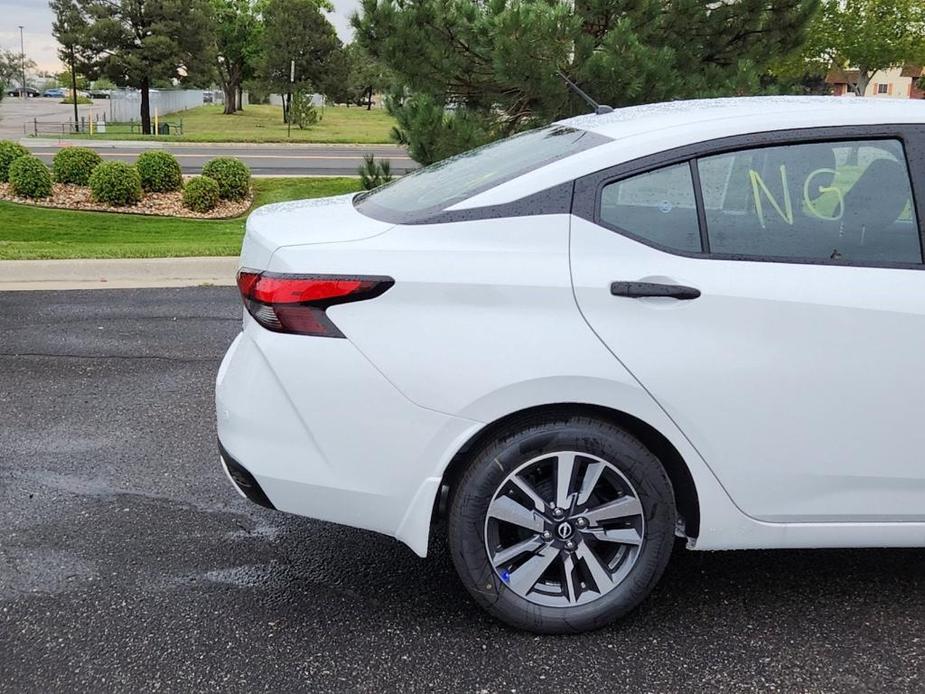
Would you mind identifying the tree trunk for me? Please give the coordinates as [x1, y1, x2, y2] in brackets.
[140, 77, 152, 135]
[68, 48, 79, 132]
[223, 83, 236, 114]
[855, 67, 871, 97]
[236, 86, 244, 111]
[366, 86, 373, 110]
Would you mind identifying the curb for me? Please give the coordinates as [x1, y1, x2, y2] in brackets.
[0, 257, 238, 291]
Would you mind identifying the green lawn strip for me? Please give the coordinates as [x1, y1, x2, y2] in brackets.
[0, 176, 362, 260]
[51, 104, 397, 144]
[251, 177, 361, 205]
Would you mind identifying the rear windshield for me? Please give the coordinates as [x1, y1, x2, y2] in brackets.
[354, 125, 609, 223]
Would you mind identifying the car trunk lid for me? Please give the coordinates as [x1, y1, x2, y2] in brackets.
[240, 194, 395, 270]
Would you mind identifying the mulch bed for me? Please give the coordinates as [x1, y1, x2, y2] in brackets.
[0, 182, 252, 219]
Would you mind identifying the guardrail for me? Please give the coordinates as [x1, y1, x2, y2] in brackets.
[25, 119, 185, 137]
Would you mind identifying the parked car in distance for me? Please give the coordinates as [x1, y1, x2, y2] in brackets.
[42, 87, 66, 98]
[7, 87, 39, 97]
[216, 96, 925, 633]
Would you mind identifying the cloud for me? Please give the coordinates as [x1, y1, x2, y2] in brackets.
[1, 0, 360, 73]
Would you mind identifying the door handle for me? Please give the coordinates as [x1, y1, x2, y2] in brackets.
[610, 281, 701, 300]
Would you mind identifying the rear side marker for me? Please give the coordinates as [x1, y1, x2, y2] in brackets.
[237, 270, 394, 338]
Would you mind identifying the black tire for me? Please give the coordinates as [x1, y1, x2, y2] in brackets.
[448, 414, 677, 634]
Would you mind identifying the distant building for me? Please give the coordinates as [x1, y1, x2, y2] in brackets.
[827, 65, 924, 98]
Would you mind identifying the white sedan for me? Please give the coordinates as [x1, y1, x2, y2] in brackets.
[216, 96, 925, 633]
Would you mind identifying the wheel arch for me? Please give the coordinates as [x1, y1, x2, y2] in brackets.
[436, 403, 701, 539]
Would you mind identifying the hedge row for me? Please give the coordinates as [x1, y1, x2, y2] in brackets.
[0, 140, 251, 211]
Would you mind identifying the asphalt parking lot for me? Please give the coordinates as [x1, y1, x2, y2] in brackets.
[0, 97, 107, 139]
[1, 287, 923, 693]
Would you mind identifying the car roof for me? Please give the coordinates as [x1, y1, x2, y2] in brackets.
[558, 96, 925, 138]
[455, 96, 925, 209]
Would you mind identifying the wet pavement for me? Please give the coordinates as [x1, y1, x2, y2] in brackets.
[1, 287, 923, 693]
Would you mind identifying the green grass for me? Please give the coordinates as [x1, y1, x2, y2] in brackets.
[54, 104, 397, 144]
[0, 176, 362, 260]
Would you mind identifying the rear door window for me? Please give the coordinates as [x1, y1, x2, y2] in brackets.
[697, 139, 921, 264]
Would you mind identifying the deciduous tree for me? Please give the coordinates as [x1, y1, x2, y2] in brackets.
[804, 0, 925, 96]
[342, 42, 391, 109]
[0, 50, 36, 100]
[51, 0, 215, 134]
[211, 0, 261, 114]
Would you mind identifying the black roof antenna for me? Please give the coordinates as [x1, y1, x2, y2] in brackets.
[557, 70, 613, 115]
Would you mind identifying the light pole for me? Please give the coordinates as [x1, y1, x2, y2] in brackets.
[62, 20, 79, 132]
[287, 59, 294, 138]
[18, 25, 26, 101]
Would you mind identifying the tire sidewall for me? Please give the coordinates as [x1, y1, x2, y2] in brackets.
[448, 418, 677, 633]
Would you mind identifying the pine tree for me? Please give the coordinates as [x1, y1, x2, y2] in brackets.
[259, 0, 341, 104]
[353, 0, 820, 163]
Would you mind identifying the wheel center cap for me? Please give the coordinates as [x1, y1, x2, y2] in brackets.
[556, 522, 574, 540]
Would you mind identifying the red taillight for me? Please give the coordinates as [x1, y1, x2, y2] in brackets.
[237, 270, 394, 337]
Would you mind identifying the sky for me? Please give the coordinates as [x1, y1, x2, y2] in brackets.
[1, 0, 361, 74]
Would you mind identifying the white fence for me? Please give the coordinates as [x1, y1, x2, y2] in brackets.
[105, 89, 207, 123]
[269, 93, 323, 107]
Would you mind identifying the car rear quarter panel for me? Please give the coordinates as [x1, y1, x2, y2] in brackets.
[266, 215, 746, 549]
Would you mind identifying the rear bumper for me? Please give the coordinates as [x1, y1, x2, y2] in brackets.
[215, 320, 481, 556]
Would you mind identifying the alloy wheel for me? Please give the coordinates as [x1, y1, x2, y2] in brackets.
[483, 451, 645, 607]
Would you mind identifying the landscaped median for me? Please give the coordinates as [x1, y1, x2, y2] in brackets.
[1, 142, 257, 218]
[0, 141, 362, 260]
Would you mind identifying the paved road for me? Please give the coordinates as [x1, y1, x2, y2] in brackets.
[23, 142, 415, 177]
[2, 98, 414, 175]
[1, 288, 923, 693]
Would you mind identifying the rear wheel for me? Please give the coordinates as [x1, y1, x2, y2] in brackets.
[448, 415, 677, 633]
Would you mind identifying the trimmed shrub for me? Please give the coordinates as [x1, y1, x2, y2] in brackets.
[9, 156, 53, 199]
[89, 161, 142, 206]
[0, 140, 29, 182]
[202, 157, 250, 200]
[52, 147, 102, 185]
[136, 150, 182, 193]
[182, 176, 220, 212]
